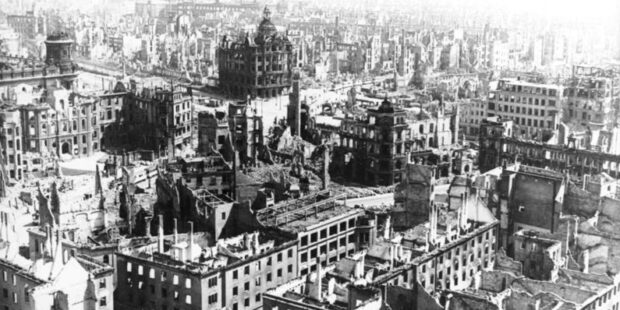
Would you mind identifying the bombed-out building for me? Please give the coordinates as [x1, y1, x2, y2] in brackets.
[217, 7, 294, 99]
[332, 98, 455, 186]
[115, 220, 298, 310]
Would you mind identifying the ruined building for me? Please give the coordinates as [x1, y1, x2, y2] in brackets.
[478, 117, 620, 178]
[197, 98, 263, 166]
[486, 78, 563, 140]
[217, 7, 293, 99]
[494, 164, 566, 251]
[228, 99, 263, 167]
[332, 98, 408, 186]
[564, 65, 620, 130]
[198, 109, 230, 155]
[250, 191, 377, 277]
[0, 238, 114, 310]
[155, 158, 236, 240]
[102, 84, 194, 158]
[401, 183, 499, 298]
[445, 232, 620, 310]
[115, 220, 298, 310]
[20, 90, 100, 160]
[331, 98, 455, 186]
[0, 31, 78, 93]
[393, 164, 436, 229]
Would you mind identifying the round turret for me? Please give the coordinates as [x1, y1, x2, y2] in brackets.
[44, 31, 74, 71]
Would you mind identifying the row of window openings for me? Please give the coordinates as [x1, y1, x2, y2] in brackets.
[126, 281, 192, 305]
[24, 134, 93, 150]
[496, 86, 557, 97]
[174, 126, 192, 137]
[126, 248, 294, 285]
[300, 249, 356, 275]
[33, 119, 95, 134]
[420, 259, 490, 290]
[232, 265, 293, 295]
[300, 236, 354, 262]
[3, 127, 19, 136]
[567, 109, 596, 121]
[232, 249, 294, 279]
[497, 105, 547, 116]
[342, 122, 446, 137]
[586, 284, 620, 309]
[33, 106, 93, 120]
[174, 113, 191, 125]
[512, 117, 553, 129]
[420, 229, 495, 273]
[126, 267, 292, 306]
[174, 101, 191, 112]
[301, 219, 356, 246]
[422, 243, 492, 276]
[126, 263, 192, 288]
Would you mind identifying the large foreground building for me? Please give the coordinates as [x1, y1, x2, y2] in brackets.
[115, 221, 298, 310]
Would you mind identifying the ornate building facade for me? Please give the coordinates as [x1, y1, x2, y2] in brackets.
[217, 7, 293, 99]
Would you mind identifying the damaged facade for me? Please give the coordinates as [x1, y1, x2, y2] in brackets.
[217, 7, 294, 99]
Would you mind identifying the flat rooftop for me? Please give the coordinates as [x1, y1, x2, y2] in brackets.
[257, 191, 362, 232]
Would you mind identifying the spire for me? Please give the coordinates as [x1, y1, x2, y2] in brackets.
[263, 6, 271, 21]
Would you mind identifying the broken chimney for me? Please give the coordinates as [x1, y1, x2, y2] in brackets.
[158, 214, 164, 253]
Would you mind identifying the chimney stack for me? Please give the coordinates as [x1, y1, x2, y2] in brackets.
[384, 215, 391, 240]
[55, 229, 62, 263]
[173, 218, 178, 244]
[582, 249, 589, 273]
[461, 190, 470, 230]
[145, 216, 153, 237]
[315, 256, 323, 301]
[158, 214, 164, 253]
[188, 221, 194, 261]
[322, 147, 330, 190]
[583, 174, 590, 190]
[565, 220, 571, 267]
[252, 232, 260, 255]
[429, 202, 438, 243]
[45, 224, 53, 258]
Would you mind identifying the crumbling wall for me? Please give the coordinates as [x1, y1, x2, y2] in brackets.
[38, 187, 54, 228]
[494, 249, 523, 275]
[600, 197, 620, 222]
[564, 182, 600, 218]
[393, 164, 435, 229]
[480, 270, 521, 293]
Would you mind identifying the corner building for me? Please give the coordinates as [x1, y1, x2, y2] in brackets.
[217, 7, 293, 99]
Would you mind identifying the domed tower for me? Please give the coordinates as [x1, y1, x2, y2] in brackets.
[255, 6, 277, 44]
[44, 32, 74, 72]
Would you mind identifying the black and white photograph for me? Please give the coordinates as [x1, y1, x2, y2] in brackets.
[0, 0, 618, 309]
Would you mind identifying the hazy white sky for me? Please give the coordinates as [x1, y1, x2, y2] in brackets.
[25, 0, 620, 24]
[484, 0, 618, 19]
